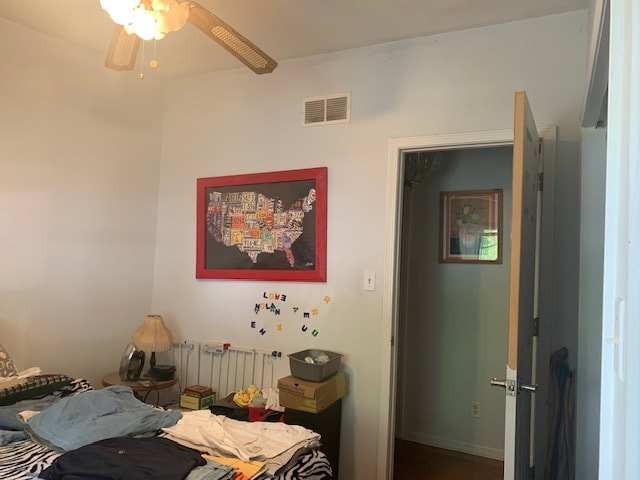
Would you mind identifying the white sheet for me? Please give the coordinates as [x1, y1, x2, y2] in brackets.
[162, 410, 319, 462]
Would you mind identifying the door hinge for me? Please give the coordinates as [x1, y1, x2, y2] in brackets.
[533, 317, 539, 337]
[538, 172, 544, 191]
[390, 335, 395, 347]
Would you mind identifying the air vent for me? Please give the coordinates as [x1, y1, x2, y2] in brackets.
[303, 93, 351, 126]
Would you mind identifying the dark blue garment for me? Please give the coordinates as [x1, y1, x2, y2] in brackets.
[39, 436, 206, 480]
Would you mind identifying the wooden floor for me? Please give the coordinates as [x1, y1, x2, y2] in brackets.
[393, 439, 503, 480]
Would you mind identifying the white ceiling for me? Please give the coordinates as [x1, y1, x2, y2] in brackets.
[0, 0, 587, 78]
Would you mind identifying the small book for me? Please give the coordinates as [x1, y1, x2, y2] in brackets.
[184, 385, 213, 397]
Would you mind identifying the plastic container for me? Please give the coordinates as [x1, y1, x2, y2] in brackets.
[288, 349, 343, 382]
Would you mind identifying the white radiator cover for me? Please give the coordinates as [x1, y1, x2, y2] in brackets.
[170, 341, 284, 403]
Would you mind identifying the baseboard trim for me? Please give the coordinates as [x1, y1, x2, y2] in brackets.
[400, 431, 504, 461]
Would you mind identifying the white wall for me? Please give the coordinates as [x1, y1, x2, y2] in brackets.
[154, 12, 587, 479]
[0, 19, 165, 388]
[598, 0, 640, 478]
[576, 126, 605, 479]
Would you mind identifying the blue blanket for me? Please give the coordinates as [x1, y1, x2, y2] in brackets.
[24, 385, 181, 451]
[0, 395, 61, 445]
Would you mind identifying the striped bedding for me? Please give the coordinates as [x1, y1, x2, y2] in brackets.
[0, 379, 333, 480]
[0, 439, 333, 480]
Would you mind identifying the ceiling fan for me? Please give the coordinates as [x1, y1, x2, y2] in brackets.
[101, 0, 277, 75]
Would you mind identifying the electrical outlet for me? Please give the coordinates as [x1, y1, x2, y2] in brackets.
[471, 401, 481, 418]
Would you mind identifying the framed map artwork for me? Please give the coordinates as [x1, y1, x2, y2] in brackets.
[196, 167, 327, 281]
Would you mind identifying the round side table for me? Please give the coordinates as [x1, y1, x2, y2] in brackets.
[101, 372, 178, 405]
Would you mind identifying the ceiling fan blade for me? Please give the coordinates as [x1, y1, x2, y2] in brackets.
[105, 25, 141, 71]
[184, 1, 277, 74]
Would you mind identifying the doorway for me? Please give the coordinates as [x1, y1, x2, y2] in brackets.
[392, 146, 511, 478]
[378, 126, 556, 480]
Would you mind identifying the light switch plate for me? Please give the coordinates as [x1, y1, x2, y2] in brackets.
[363, 270, 376, 291]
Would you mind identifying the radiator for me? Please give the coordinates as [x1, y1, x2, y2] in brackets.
[170, 341, 284, 402]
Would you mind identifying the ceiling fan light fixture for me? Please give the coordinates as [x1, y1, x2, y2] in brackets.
[100, 0, 141, 25]
[152, 0, 189, 33]
[102, 0, 278, 76]
[100, 0, 188, 41]
[124, 6, 162, 40]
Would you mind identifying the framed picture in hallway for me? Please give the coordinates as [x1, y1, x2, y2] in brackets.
[439, 189, 503, 264]
[196, 167, 327, 281]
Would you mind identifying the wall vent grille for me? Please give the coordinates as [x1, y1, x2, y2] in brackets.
[303, 92, 350, 126]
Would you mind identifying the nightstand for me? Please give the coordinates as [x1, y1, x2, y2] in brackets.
[101, 372, 177, 405]
[284, 398, 342, 478]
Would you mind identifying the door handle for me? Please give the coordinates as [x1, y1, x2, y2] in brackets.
[490, 378, 509, 388]
[519, 383, 538, 393]
[491, 378, 516, 396]
[490, 378, 538, 396]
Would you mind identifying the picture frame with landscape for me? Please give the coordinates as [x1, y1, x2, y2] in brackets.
[439, 189, 503, 264]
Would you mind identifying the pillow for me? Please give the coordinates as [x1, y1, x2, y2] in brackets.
[0, 344, 17, 378]
[0, 374, 73, 406]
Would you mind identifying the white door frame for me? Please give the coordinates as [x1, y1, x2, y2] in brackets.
[378, 127, 556, 479]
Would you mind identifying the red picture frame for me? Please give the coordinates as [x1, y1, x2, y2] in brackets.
[196, 167, 327, 281]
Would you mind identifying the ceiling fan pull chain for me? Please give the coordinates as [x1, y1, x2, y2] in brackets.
[139, 40, 146, 80]
[150, 40, 159, 69]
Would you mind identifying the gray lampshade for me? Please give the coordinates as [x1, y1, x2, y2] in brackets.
[131, 315, 173, 353]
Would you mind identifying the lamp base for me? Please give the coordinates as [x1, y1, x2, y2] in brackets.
[147, 364, 176, 381]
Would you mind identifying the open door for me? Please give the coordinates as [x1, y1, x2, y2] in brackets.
[491, 91, 542, 479]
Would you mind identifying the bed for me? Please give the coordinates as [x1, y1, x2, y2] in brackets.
[0, 345, 333, 480]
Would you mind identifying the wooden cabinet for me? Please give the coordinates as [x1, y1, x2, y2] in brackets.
[284, 399, 342, 478]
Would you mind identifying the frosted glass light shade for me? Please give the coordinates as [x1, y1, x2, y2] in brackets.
[100, 0, 141, 25]
[100, 0, 189, 41]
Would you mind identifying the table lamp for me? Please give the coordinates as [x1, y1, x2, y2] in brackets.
[132, 314, 175, 380]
